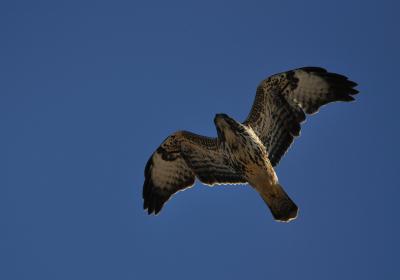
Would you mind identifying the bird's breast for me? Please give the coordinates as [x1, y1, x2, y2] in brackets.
[222, 133, 268, 175]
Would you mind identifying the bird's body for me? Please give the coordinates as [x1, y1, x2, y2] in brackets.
[215, 113, 297, 221]
[215, 114, 271, 178]
[142, 67, 358, 222]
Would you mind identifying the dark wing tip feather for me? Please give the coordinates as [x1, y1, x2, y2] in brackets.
[300, 66, 327, 73]
[323, 72, 358, 101]
[348, 88, 359, 95]
[142, 156, 171, 215]
[301, 67, 358, 96]
[302, 69, 359, 114]
[143, 177, 172, 215]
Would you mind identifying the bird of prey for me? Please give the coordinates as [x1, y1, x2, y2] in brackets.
[142, 67, 358, 222]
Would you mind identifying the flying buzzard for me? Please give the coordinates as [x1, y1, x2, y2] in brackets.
[142, 67, 358, 222]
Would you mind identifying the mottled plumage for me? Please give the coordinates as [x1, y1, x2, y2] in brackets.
[244, 67, 358, 166]
[143, 131, 246, 215]
[142, 67, 358, 221]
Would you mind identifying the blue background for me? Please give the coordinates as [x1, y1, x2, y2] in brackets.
[2, 1, 399, 279]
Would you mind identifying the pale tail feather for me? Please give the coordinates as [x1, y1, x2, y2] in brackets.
[259, 183, 298, 222]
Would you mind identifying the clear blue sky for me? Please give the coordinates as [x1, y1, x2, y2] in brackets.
[2, 1, 399, 279]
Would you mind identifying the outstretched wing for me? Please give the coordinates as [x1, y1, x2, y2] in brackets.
[244, 67, 358, 166]
[143, 131, 246, 214]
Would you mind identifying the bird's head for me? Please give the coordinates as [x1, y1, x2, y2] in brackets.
[214, 113, 244, 142]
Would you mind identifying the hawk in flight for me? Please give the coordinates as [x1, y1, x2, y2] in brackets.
[142, 67, 358, 222]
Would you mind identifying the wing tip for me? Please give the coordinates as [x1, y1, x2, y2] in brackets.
[142, 157, 169, 215]
[300, 66, 359, 93]
[312, 68, 359, 103]
[299, 66, 327, 73]
[143, 178, 169, 215]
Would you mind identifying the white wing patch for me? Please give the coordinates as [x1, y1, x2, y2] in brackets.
[150, 152, 195, 190]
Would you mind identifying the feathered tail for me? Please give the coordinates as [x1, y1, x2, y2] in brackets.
[258, 183, 298, 222]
